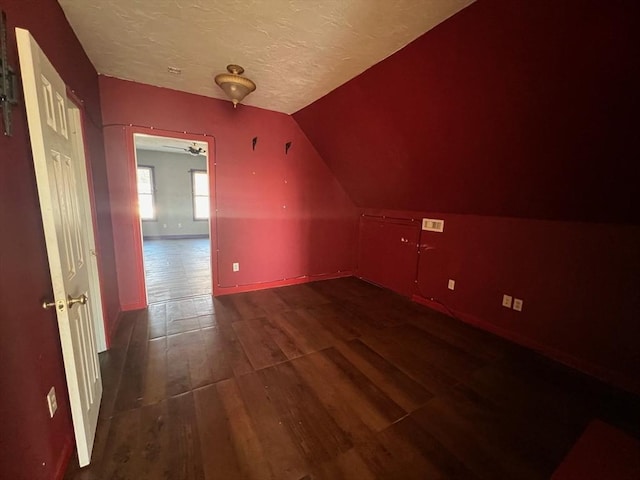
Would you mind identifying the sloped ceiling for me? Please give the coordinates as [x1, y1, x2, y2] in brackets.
[293, 0, 640, 223]
[57, 0, 474, 114]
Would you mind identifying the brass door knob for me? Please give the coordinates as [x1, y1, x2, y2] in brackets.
[43, 294, 87, 311]
[67, 294, 88, 308]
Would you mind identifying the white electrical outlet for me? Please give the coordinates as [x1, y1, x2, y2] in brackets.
[502, 294, 513, 308]
[232, 262, 239, 272]
[448, 279, 455, 290]
[47, 387, 57, 418]
[513, 298, 523, 312]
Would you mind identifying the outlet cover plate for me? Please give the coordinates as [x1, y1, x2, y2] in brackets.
[47, 386, 57, 418]
[502, 294, 513, 308]
[513, 298, 523, 311]
[232, 262, 239, 272]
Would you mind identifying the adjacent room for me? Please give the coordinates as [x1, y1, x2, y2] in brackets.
[134, 134, 212, 303]
[1, 1, 639, 479]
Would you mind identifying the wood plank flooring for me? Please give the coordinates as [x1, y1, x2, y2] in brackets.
[65, 278, 640, 479]
[143, 238, 211, 302]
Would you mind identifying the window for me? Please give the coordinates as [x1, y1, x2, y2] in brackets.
[192, 170, 209, 220]
[136, 166, 156, 220]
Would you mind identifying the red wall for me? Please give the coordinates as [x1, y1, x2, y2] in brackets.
[295, 0, 640, 393]
[359, 210, 640, 393]
[0, 1, 118, 479]
[295, 0, 640, 224]
[99, 77, 358, 308]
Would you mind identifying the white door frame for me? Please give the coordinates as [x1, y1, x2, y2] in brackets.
[128, 128, 216, 306]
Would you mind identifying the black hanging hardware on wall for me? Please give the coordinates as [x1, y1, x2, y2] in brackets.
[285, 141, 292, 155]
[252, 136, 258, 150]
[1, 10, 18, 136]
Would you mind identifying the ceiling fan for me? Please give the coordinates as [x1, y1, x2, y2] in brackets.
[163, 142, 207, 156]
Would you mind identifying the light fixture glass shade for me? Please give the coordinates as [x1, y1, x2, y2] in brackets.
[214, 64, 256, 107]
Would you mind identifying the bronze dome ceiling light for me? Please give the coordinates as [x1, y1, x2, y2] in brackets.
[214, 64, 256, 108]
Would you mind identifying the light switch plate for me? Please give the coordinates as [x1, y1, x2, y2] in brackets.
[232, 262, 239, 272]
[448, 279, 455, 290]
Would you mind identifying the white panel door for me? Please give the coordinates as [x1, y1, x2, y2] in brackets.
[16, 28, 102, 467]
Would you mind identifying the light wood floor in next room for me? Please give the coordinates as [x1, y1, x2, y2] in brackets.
[143, 238, 211, 303]
[65, 278, 640, 480]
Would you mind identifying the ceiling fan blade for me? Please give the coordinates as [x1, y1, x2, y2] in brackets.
[163, 145, 188, 150]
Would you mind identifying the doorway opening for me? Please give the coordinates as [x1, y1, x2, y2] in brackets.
[133, 133, 212, 303]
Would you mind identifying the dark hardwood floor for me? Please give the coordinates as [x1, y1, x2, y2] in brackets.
[143, 238, 211, 303]
[65, 278, 640, 479]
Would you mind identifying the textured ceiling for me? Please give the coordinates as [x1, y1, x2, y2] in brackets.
[57, 0, 474, 114]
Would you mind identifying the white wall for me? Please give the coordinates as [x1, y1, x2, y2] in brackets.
[136, 150, 209, 237]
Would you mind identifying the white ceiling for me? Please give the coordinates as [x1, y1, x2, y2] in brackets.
[57, 0, 474, 114]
